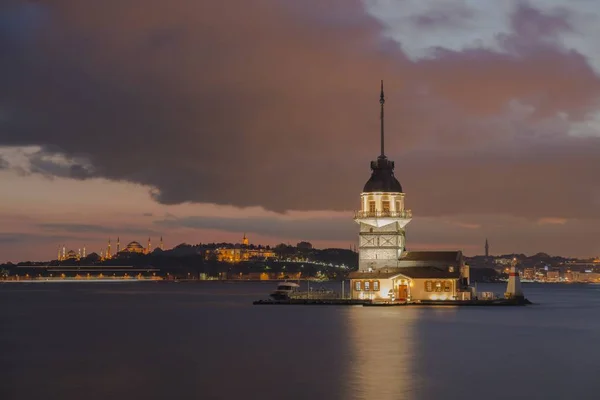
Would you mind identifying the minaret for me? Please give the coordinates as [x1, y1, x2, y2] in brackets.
[107, 238, 112, 259]
[78, 248, 81, 259]
[83, 246, 86, 258]
[58, 245, 62, 261]
[354, 81, 412, 271]
[485, 238, 489, 257]
[147, 237, 151, 253]
[160, 236, 164, 250]
[62, 245, 66, 260]
[117, 237, 120, 254]
[505, 257, 525, 301]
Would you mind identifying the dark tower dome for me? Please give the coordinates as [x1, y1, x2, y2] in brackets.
[363, 81, 403, 193]
[363, 156, 402, 192]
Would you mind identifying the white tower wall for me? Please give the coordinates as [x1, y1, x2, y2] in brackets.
[355, 192, 411, 271]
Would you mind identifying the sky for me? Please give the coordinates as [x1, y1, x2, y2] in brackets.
[1, 0, 600, 262]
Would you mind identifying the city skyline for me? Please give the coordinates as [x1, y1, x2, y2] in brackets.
[2, 0, 600, 262]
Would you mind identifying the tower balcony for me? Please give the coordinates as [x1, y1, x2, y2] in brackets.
[354, 210, 412, 219]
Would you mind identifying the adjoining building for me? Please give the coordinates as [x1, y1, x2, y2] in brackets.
[349, 82, 471, 302]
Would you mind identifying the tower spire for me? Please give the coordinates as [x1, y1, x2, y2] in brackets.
[380, 80, 385, 157]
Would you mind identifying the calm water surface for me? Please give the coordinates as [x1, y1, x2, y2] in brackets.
[1, 281, 599, 400]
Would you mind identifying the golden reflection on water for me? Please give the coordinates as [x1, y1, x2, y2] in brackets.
[344, 307, 423, 400]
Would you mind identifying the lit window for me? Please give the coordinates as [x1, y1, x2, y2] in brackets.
[364, 281, 370, 291]
[435, 281, 443, 292]
[382, 201, 390, 212]
[425, 281, 433, 292]
[444, 281, 451, 292]
[355, 281, 361, 291]
[369, 201, 376, 212]
[373, 281, 379, 291]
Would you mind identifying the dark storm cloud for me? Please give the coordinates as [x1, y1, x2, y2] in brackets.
[1, 1, 600, 219]
[510, 2, 572, 39]
[26, 150, 94, 180]
[155, 215, 356, 242]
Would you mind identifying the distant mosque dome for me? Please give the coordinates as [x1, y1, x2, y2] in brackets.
[65, 250, 78, 260]
[122, 241, 145, 253]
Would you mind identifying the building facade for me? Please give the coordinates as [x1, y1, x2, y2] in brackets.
[349, 82, 469, 302]
[211, 234, 276, 263]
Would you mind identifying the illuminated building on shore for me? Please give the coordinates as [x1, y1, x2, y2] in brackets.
[211, 234, 276, 263]
[349, 82, 470, 302]
[58, 236, 164, 261]
[57, 245, 86, 261]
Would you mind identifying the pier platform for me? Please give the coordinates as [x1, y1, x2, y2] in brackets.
[253, 298, 532, 306]
[253, 299, 370, 306]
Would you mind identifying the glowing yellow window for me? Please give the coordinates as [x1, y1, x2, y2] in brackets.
[444, 281, 452, 292]
[369, 201, 376, 212]
[382, 201, 390, 212]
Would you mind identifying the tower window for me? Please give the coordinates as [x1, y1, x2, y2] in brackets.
[355, 281, 362, 291]
[368, 201, 376, 212]
[396, 201, 400, 211]
[382, 201, 390, 212]
[364, 281, 370, 291]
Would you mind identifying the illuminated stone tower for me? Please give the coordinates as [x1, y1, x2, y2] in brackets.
[107, 238, 112, 259]
[354, 81, 412, 271]
[242, 233, 249, 246]
[147, 237, 151, 253]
